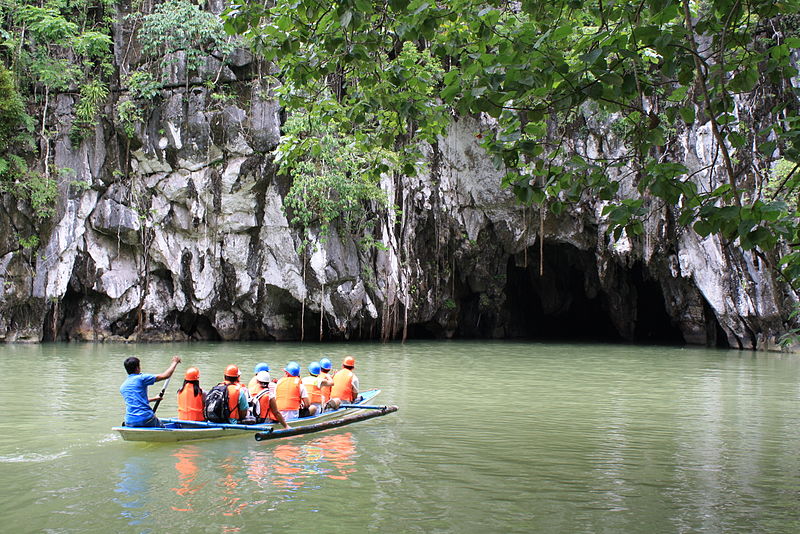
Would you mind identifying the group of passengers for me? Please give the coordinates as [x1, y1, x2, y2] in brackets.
[119, 355, 360, 429]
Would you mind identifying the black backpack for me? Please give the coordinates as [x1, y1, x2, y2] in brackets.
[250, 389, 270, 419]
[204, 384, 230, 423]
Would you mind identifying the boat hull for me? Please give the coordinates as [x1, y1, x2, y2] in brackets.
[113, 389, 381, 442]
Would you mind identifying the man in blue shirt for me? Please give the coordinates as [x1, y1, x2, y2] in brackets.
[120, 355, 181, 427]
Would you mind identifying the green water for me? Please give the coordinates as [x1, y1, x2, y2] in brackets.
[1, 341, 799, 533]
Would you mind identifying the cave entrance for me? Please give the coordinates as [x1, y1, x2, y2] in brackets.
[629, 262, 685, 345]
[505, 243, 684, 345]
[505, 244, 622, 342]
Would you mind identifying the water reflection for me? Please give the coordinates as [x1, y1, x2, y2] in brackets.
[111, 432, 363, 522]
[171, 446, 204, 511]
[245, 432, 358, 493]
[114, 456, 154, 530]
[220, 455, 248, 516]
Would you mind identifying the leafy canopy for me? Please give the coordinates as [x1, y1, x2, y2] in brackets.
[225, 0, 800, 285]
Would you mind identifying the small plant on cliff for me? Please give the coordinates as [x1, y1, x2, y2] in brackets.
[279, 110, 391, 251]
[115, 72, 163, 138]
[138, 0, 233, 73]
[17, 234, 39, 250]
[71, 78, 109, 141]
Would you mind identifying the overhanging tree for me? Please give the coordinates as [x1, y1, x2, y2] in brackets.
[225, 0, 800, 291]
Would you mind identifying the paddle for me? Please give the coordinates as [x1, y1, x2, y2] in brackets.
[254, 405, 399, 441]
[151, 376, 170, 414]
[339, 404, 392, 410]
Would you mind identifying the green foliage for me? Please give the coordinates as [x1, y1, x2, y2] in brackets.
[0, 0, 114, 220]
[71, 78, 108, 140]
[279, 111, 390, 250]
[0, 64, 54, 219]
[226, 1, 449, 180]
[138, 0, 233, 72]
[16, 5, 78, 41]
[115, 99, 141, 139]
[126, 71, 161, 101]
[4, 0, 114, 89]
[0, 64, 32, 150]
[767, 158, 800, 205]
[225, 0, 800, 287]
[115, 72, 162, 138]
[17, 234, 39, 250]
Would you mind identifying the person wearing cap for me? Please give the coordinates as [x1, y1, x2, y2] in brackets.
[221, 364, 250, 424]
[300, 362, 334, 417]
[176, 367, 205, 421]
[250, 370, 289, 429]
[120, 355, 181, 428]
[247, 362, 271, 393]
[329, 356, 359, 408]
[319, 358, 334, 409]
[275, 361, 311, 421]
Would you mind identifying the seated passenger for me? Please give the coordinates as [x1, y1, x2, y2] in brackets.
[176, 367, 204, 421]
[275, 361, 311, 420]
[301, 361, 333, 416]
[319, 358, 334, 409]
[250, 370, 289, 429]
[223, 364, 249, 424]
[247, 362, 271, 393]
[328, 356, 359, 409]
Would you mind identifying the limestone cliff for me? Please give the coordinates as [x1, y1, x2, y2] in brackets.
[0, 12, 796, 350]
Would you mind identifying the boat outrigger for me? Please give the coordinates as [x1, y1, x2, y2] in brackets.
[113, 389, 397, 442]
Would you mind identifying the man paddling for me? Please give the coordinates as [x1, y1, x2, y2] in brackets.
[120, 355, 181, 428]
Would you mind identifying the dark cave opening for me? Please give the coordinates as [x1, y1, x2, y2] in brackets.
[54, 284, 87, 341]
[504, 244, 685, 345]
[177, 311, 221, 341]
[630, 262, 685, 345]
[703, 297, 731, 348]
[505, 244, 623, 342]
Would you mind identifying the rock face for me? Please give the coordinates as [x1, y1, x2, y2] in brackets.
[0, 26, 795, 350]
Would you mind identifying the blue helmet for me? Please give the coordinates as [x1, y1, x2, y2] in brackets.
[319, 358, 332, 371]
[308, 362, 321, 376]
[254, 362, 269, 374]
[285, 361, 301, 377]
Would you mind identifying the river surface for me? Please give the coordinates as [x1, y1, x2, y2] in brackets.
[1, 341, 799, 533]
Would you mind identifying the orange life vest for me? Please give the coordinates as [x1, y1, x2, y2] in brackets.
[226, 381, 243, 420]
[276, 376, 302, 411]
[331, 368, 355, 402]
[302, 375, 323, 404]
[320, 371, 332, 402]
[250, 382, 276, 422]
[177, 384, 204, 421]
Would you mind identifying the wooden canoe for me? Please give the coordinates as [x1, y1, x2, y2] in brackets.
[113, 388, 382, 442]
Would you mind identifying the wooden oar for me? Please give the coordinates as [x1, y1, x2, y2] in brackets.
[151, 376, 170, 414]
[339, 404, 391, 410]
[254, 405, 398, 441]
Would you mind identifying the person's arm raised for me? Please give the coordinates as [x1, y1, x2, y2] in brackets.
[155, 355, 181, 381]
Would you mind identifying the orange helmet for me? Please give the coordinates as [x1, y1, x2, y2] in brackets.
[184, 367, 200, 381]
[225, 364, 240, 377]
[343, 356, 355, 368]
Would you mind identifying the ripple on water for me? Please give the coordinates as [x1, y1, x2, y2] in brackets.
[0, 451, 69, 463]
